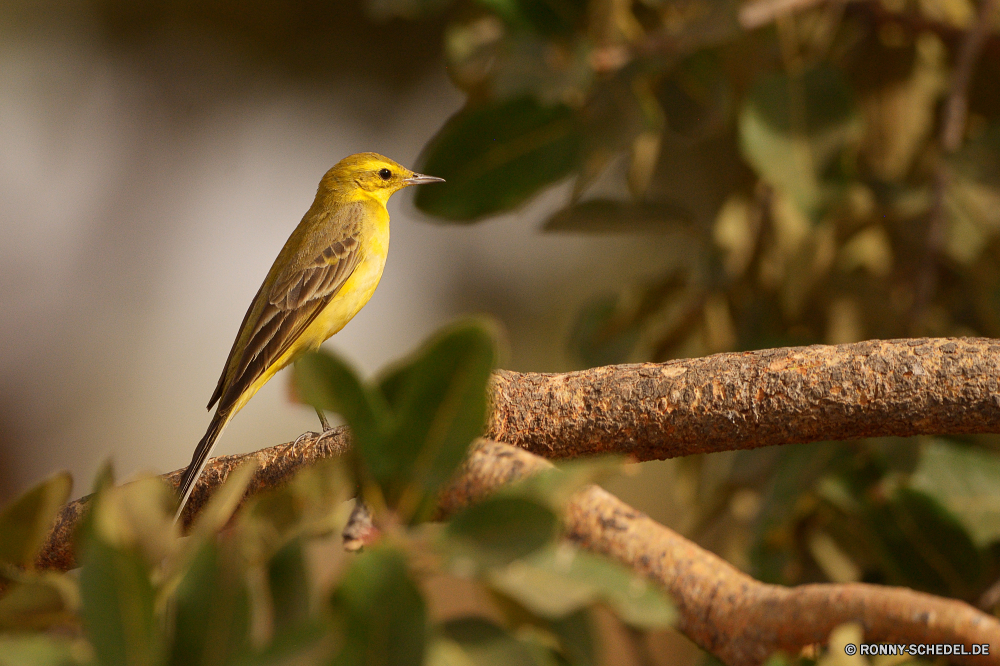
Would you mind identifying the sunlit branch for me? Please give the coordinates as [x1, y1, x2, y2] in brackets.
[440, 440, 1000, 666]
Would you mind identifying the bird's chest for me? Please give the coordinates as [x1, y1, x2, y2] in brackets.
[311, 214, 390, 341]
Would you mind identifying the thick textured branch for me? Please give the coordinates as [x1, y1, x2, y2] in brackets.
[487, 337, 1000, 460]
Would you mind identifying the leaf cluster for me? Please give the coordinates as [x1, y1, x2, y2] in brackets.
[378, 0, 1000, 621]
[0, 319, 674, 666]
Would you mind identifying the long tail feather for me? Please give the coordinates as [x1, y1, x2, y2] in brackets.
[174, 413, 230, 521]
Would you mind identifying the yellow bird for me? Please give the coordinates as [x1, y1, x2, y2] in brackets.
[176, 153, 444, 517]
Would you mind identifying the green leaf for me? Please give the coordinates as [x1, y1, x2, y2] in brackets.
[749, 442, 852, 583]
[543, 200, 693, 234]
[331, 546, 426, 666]
[79, 531, 161, 666]
[268, 538, 311, 636]
[473, 0, 586, 35]
[738, 65, 861, 216]
[512, 458, 624, 512]
[416, 96, 581, 221]
[294, 352, 389, 455]
[188, 460, 259, 540]
[548, 610, 596, 666]
[445, 496, 558, 567]
[0, 472, 72, 567]
[910, 440, 1000, 547]
[488, 544, 675, 627]
[375, 318, 498, 518]
[0, 635, 86, 666]
[438, 618, 543, 666]
[169, 539, 251, 666]
[0, 570, 78, 631]
[880, 487, 981, 597]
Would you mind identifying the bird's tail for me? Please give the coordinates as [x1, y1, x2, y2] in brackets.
[174, 412, 230, 522]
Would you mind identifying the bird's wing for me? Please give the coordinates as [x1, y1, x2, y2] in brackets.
[208, 205, 364, 415]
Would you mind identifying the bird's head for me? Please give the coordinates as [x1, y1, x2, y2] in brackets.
[320, 152, 444, 206]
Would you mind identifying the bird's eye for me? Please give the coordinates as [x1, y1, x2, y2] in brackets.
[378, 168, 392, 180]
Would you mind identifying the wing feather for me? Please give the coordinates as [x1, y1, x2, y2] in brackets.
[208, 202, 365, 414]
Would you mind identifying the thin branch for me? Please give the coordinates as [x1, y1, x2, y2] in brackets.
[488, 337, 1000, 460]
[444, 440, 1000, 666]
[35, 428, 353, 572]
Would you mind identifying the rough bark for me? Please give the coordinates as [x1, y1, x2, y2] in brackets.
[33, 338, 1000, 664]
[488, 337, 1000, 460]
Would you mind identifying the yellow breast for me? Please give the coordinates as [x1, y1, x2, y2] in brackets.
[227, 205, 390, 416]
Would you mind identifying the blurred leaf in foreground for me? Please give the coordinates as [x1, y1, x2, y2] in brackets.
[296, 318, 498, 520]
[331, 546, 426, 666]
[445, 495, 559, 568]
[0, 472, 71, 569]
[489, 543, 675, 628]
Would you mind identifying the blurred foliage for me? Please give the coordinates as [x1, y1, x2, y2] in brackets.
[0, 319, 674, 665]
[389, 0, 1000, 627]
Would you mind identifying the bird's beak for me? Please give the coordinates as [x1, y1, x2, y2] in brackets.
[405, 173, 446, 185]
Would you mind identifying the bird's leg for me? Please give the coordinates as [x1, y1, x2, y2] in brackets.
[315, 407, 332, 432]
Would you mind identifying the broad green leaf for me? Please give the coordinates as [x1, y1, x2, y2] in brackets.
[438, 618, 542, 666]
[0, 635, 87, 666]
[188, 460, 259, 539]
[473, 0, 586, 35]
[331, 546, 426, 666]
[268, 538, 311, 636]
[549, 610, 596, 666]
[910, 440, 1000, 547]
[445, 496, 558, 567]
[0, 570, 78, 631]
[862, 486, 981, 597]
[79, 531, 161, 666]
[375, 318, 498, 518]
[542, 200, 693, 233]
[169, 539, 251, 666]
[511, 458, 624, 511]
[238, 458, 352, 564]
[416, 96, 581, 221]
[749, 442, 852, 583]
[738, 65, 862, 216]
[488, 544, 675, 627]
[294, 352, 389, 455]
[236, 620, 329, 666]
[92, 476, 178, 566]
[0, 472, 72, 567]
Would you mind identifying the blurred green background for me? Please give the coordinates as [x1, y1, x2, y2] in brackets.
[2, 0, 1000, 662]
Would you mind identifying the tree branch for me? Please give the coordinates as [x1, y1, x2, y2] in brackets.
[38, 433, 1000, 665]
[40, 337, 1000, 571]
[441, 440, 1000, 666]
[488, 337, 1000, 460]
